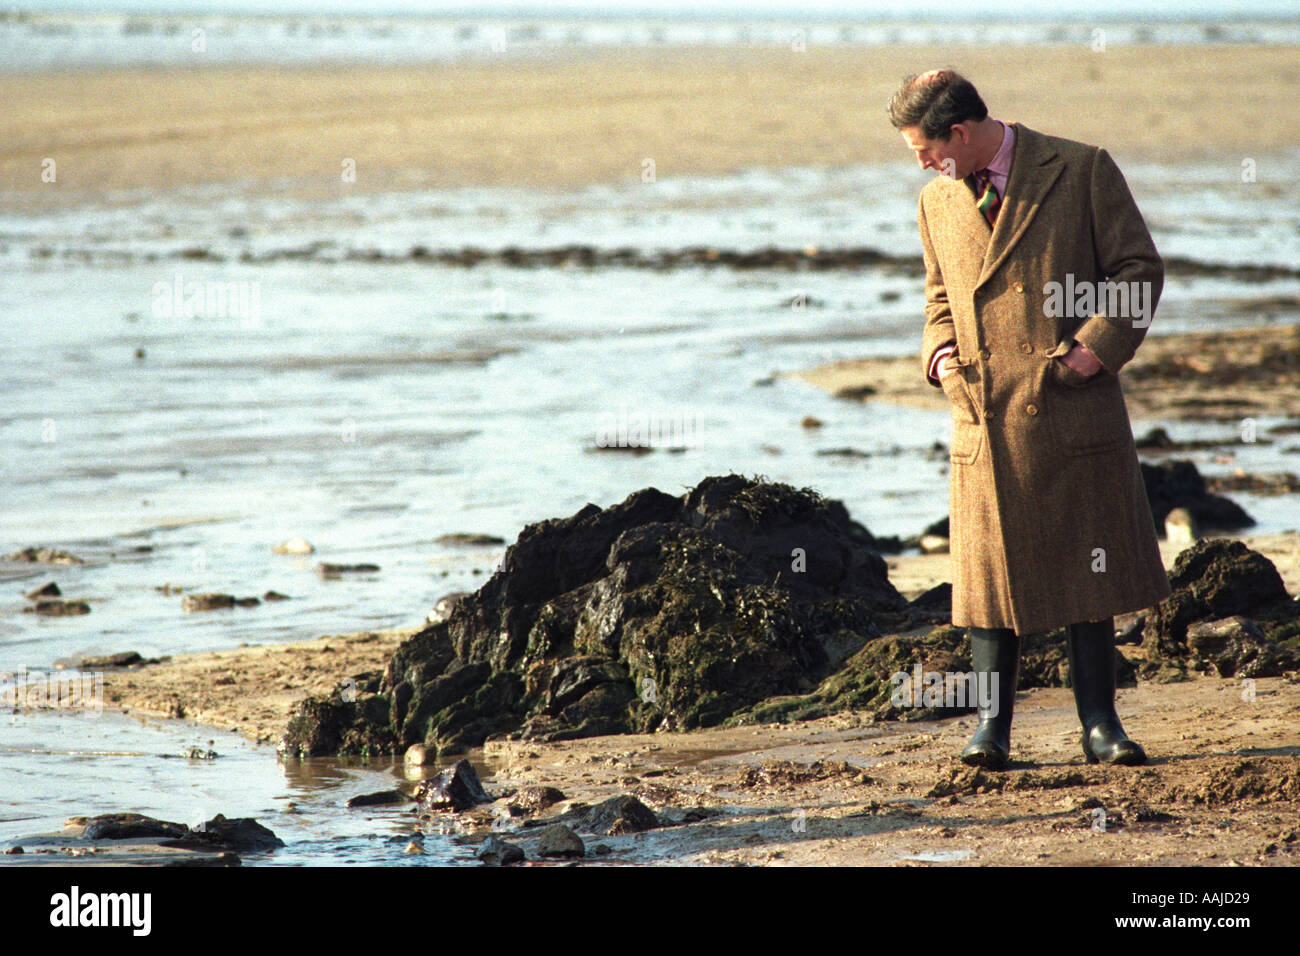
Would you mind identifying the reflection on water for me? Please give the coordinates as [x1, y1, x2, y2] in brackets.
[0, 709, 513, 866]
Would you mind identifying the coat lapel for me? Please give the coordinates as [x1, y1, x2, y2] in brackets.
[974, 123, 1062, 291]
[936, 174, 994, 267]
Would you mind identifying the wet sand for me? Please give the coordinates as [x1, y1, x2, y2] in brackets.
[789, 322, 1300, 423]
[4, 44, 1298, 203]
[68, 529, 1299, 866]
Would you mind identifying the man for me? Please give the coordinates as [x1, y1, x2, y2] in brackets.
[888, 70, 1171, 769]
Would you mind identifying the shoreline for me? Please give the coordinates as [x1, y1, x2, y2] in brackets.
[66, 543, 1300, 865]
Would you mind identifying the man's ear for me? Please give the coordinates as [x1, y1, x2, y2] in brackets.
[946, 123, 972, 145]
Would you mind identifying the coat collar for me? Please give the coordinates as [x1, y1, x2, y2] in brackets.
[931, 122, 1064, 292]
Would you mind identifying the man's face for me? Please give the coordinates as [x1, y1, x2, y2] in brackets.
[900, 123, 976, 180]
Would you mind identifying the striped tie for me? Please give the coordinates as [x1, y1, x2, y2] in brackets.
[974, 169, 1000, 227]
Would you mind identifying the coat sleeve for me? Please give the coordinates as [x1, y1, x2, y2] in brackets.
[1069, 147, 1164, 374]
[918, 192, 957, 388]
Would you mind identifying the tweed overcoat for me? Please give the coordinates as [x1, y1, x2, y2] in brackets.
[917, 122, 1171, 635]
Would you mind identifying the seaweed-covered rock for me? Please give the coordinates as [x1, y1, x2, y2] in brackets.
[1185, 616, 1300, 678]
[286, 474, 907, 755]
[1142, 539, 1300, 665]
[1140, 460, 1255, 534]
[725, 624, 1135, 725]
[280, 681, 394, 757]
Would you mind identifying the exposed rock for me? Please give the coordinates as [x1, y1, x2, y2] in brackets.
[580, 794, 659, 835]
[877, 583, 952, 631]
[346, 789, 409, 808]
[1142, 539, 1300, 666]
[76, 652, 146, 669]
[506, 785, 566, 817]
[1164, 507, 1199, 547]
[403, 743, 436, 766]
[279, 684, 393, 757]
[262, 590, 290, 601]
[437, 533, 506, 546]
[81, 813, 187, 840]
[1114, 612, 1145, 645]
[1134, 426, 1239, 452]
[181, 593, 235, 612]
[1206, 470, 1300, 495]
[427, 591, 471, 624]
[920, 534, 950, 554]
[24, 581, 60, 599]
[4, 547, 84, 564]
[316, 562, 381, 577]
[284, 475, 907, 755]
[23, 599, 90, 616]
[1185, 616, 1300, 678]
[727, 624, 1132, 725]
[832, 384, 878, 401]
[160, 814, 284, 852]
[901, 515, 950, 551]
[415, 759, 492, 814]
[1140, 460, 1255, 535]
[476, 834, 525, 865]
[535, 824, 584, 858]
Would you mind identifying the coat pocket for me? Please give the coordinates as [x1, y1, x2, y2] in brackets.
[939, 362, 983, 464]
[1048, 355, 1095, 388]
[1045, 364, 1131, 456]
[938, 360, 979, 422]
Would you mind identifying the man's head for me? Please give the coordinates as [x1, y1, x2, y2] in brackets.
[888, 70, 1000, 180]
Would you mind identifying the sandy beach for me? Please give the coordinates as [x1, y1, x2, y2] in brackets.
[4, 43, 1298, 203]
[83, 529, 1300, 867]
[72, 494, 1299, 868]
[5, 35, 1299, 870]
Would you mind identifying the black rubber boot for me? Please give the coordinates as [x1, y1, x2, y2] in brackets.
[1067, 618, 1146, 765]
[959, 626, 1021, 770]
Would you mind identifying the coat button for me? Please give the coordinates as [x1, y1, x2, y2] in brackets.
[978, 347, 991, 359]
[1026, 404, 1038, 416]
[1013, 282, 1024, 293]
[1019, 342, 1032, 353]
[984, 409, 994, 420]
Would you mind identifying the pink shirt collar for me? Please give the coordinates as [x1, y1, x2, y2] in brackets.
[980, 120, 1015, 197]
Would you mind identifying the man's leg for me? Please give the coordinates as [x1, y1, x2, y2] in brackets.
[960, 625, 1021, 770]
[1067, 617, 1146, 765]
